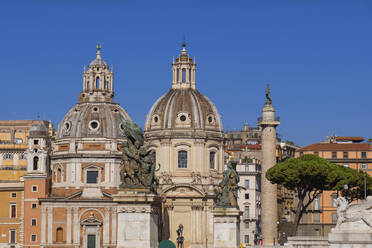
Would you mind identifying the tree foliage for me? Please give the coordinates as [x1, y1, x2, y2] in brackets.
[266, 154, 372, 235]
[334, 166, 372, 202]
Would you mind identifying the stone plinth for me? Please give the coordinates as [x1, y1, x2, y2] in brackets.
[213, 207, 241, 248]
[286, 236, 328, 248]
[114, 189, 161, 248]
[329, 229, 372, 248]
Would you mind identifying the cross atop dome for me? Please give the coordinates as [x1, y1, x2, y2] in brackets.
[96, 43, 102, 58]
[172, 43, 196, 89]
[89, 43, 108, 67]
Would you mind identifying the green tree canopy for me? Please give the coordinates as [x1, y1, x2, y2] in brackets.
[266, 154, 372, 235]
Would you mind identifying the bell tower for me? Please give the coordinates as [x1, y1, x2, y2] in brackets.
[23, 123, 51, 247]
[79, 44, 114, 103]
[171, 42, 197, 89]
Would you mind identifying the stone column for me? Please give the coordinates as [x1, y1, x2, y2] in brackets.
[258, 90, 280, 246]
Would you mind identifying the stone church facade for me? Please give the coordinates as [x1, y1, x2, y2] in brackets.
[21, 44, 224, 248]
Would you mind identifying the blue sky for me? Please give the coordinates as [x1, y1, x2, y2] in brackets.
[0, 0, 371, 146]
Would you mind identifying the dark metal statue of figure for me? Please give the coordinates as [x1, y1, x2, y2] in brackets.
[176, 224, 184, 248]
[265, 84, 272, 105]
[215, 160, 242, 208]
[120, 119, 159, 191]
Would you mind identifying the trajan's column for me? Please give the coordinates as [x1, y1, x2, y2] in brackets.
[258, 85, 280, 245]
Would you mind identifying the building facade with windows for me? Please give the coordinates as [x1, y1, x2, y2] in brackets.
[225, 124, 299, 245]
[144, 43, 224, 248]
[235, 160, 261, 246]
[295, 136, 372, 237]
[0, 120, 53, 248]
[0, 44, 229, 248]
[22, 46, 131, 248]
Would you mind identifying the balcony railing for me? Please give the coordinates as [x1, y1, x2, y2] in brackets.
[257, 116, 280, 123]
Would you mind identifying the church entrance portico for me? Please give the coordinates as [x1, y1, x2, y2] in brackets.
[161, 185, 214, 248]
[81, 213, 102, 248]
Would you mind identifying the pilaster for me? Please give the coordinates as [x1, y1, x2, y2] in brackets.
[67, 207, 72, 243]
[41, 206, 47, 244]
[47, 207, 53, 244]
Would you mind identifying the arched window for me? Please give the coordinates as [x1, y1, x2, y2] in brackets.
[87, 81, 90, 89]
[178, 150, 187, 168]
[189, 69, 191, 82]
[209, 151, 216, 169]
[182, 68, 186, 83]
[56, 168, 62, 183]
[33, 156, 39, 170]
[56, 227, 63, 243]
[96, 77, 100, 89]
[106, 81, 109, 90]
[177, 69, 179, 82]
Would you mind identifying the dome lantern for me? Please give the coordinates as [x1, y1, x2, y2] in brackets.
[80, 44, 114, 103]
[172, 42, 197, 90]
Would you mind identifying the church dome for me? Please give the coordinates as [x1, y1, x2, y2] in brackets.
[56, 44, 131, 139]
[29, 124, 48, 137]
[56, 102, 130, 139]
[145, 44, 222, 133]
[145, 88, 222, 132]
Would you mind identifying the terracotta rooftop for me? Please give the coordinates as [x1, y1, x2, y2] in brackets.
[298, 143, 372, 152]
[334, 136, 364, 142]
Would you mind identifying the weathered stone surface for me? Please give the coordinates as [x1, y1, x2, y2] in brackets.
[213, 208, 241, 248]
[114, 190, 161, 248]
[286, 236, 328, 248]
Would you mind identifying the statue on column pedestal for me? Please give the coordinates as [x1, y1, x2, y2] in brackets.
[119, 119, 160, 191]
[215, 161, 242, 208]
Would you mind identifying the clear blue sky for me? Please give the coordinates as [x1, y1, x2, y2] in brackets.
[0, 0, 371, 146]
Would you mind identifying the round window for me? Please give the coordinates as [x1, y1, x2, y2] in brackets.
[64, 122, 70, 131]
[89, 120, 100, 130]
[208, 116, 213, 123]
[93, 107, 98, 112]
[154, 116, 158, 123]
[180, 115, 186, 122]
[120, 123, 124, 130]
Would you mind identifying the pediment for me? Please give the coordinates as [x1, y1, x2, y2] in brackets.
[81, 213, 102, 226]
[162, 184, 205, 198]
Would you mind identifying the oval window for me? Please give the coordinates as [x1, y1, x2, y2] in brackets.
[89, 120, 99, 130]
[180, 115, 186, 122]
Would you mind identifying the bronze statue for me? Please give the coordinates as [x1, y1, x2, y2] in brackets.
[176, 224, 184, 248]
[265, 84, 272, 105]
[215, 161, 241, 208]
[120, 119, 159, 190]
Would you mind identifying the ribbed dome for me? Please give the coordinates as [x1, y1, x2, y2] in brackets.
[29, 124, 48, 137]
[145, 88, 222, 132]
[56, 102, 130, 139]
[89, 57, 107, 67]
